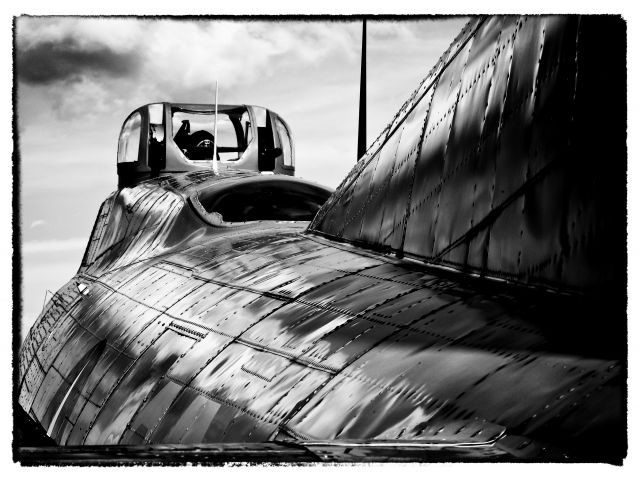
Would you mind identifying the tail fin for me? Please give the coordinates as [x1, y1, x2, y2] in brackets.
[310, 15, 626, 294]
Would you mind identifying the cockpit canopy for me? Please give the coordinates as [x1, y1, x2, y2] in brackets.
[117, 103, 295, 188]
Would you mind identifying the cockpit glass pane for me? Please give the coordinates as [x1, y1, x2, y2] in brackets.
[117, 112, 141, 164]
[275, 117, 294, 167]
[171, 107, 250, 162]
[148, 103, 164, 125]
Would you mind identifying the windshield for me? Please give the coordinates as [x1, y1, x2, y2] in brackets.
[172, 107, 251, 162]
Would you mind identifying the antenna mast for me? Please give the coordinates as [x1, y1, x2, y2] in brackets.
[213, 81, 219, 173]
[357, 19, 367, 160]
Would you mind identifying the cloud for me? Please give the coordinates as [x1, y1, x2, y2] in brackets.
[368, 22, 415, 41]
[22, 237, 87, 254]
[136, 21, 359, 99]
[16, 35, 140, 85]
[15, 18, 360, 117]
[29, 219, 46, 228]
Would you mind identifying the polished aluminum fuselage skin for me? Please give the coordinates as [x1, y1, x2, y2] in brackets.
[17, 15, 626, 462]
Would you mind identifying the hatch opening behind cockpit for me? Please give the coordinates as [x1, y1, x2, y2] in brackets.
[197, 177, 332, 223]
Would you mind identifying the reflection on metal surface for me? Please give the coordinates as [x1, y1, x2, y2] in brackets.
[310, 16, 625, 295]
[17, 15, 625, 464]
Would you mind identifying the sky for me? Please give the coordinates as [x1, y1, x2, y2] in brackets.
[15, 16, 468, 337]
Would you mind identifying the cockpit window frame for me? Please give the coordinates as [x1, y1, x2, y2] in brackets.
[169, 106, 254, 165]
